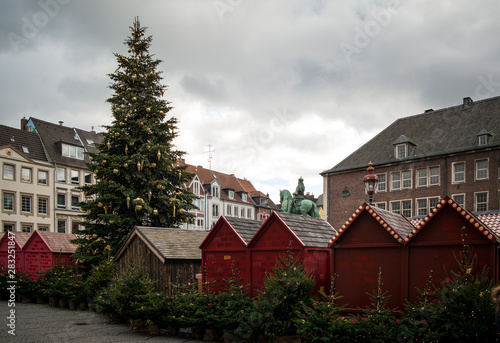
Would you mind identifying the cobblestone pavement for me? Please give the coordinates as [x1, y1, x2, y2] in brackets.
[1, 300, 205, 343]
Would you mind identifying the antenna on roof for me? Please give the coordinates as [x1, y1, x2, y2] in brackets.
[205, 144, 215, 170]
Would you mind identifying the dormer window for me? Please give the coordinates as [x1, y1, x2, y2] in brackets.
[242, 193, 248, 202]
[211, 185, 219, 198]
[477, 129, 493, 146]
[61, 143, 85, 160]
[395, 144, 407, 159]
[393, 135, 415, 160]
[228, 190, 234, 199]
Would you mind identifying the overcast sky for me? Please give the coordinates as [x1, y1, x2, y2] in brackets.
[1, 0, 500, 204]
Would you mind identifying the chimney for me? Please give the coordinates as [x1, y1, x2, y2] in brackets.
[20, 117, 28, 130]
[462, 97, 473, 109]
[58, 121, 64, 126]
[91, 126, 95, 133]
[424, 109, 434, 113]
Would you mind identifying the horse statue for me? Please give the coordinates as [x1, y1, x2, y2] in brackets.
[280, 189, 320, 218]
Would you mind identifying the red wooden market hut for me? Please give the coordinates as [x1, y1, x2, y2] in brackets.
[200, 216, 263, 294]
[115, 227, 208, 295]
[406, 196, 500, 304]
[248, 212, 337, 297]
[329, 203, 414, 311]
[0, 231, 31, 273]
[22, 231, 77, 277]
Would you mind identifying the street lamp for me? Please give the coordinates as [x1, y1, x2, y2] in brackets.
[363, 161, 379, 205]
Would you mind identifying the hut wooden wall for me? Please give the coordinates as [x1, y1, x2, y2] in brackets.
[117, 235, 201, 295]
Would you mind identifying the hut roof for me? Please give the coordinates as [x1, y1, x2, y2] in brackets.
[408, 197, 500, 243]
[270, 212, 337, 248]
[330, 203, 414, 245]
[24, 231, 78, 253]
[117, 227, 208, 263]
[222, 216, 263, 245]
[0, 231, 32, 249]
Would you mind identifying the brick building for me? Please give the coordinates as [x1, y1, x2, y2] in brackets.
[321, 96, 500, 229]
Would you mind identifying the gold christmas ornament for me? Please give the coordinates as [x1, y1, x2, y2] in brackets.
[131, 75, 136, 81]
[153, 209, 158, 215]
[151, 162, 157, 168]
[98, 202, 103, 207]
[113, 169, 119, 174]
[124, 163, 128, 168]
[126, 196, 130, 209]
[157, 184, 162, 189]
[137, 161, 141, 171]
[148, 190, 152, 202]
[157, 150, 161, 161]
[107, 142, 111, 149]
[135, 204, 142, 211]
[159, 110, 164, 115]
[87, 210, 91, 215]
[125, 146, 128, 155]
[115, 132, 120, 137]
[102, 160, 107, 164]
[120, 121, 125, 126]
[146, 144, 150, 150]
[132, 96, 137, 102]
[178, 208, 185, 214]
[146, 107, 151, 112]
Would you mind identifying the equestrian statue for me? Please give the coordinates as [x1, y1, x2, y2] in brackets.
[280, 177, 320, 218]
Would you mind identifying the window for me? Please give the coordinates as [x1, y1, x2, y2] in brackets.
[402, 170, 412, 189]
[38, 197, 48, 215]
[241, 208, 245, 217]
[374, 202, 386, 210]
[38, 170, 48, 185]
[38, 226, 48, 232]
[71, 170, 80, 185]
[475, 159, 488, 180]
[21, 146, 29, 154]
[72, 221, 80, 234]
[71, 195, 80, 210]
[234, 206, 239, 217]
[3, 192, 14, 211]
[452, 162, 465, 183]
[212, 186, 219, 198]
[242, 193, 248, 202]
[417, 168, 427, 187]
[21, 167, 32, 183]
[85, 172, 92, 185]
[3, 223, 14, 232]
[57, 193, 66, 209]
[429, 167, 440, 185]
[391, 200, 412, 217]
[376, 174, 386, 192]
[61, 143, 85, 160]
[395, 144, 407, 159]
[452, 194, 465, 207]
[475, 192, 488, 212]
[193, 182, 200, 195]
[212, 204, 219, 216]
[3, 164, 14, 180]
[391, 172, 401, 190]
[57, 219, 66, 233]
[391, 171, 411, 190]
[416, 197, 440, 216]
[57, 167, 66, 182]
[390, 201, 400, 214]
[227, 205, 232, 215]
[21, 195, 32, 213]
[247, 208, 252, 218]
[417, 166, 440, 187]
[21, 225, 32, 233]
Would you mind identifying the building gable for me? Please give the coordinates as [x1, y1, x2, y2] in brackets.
[200, 216, 248, 251]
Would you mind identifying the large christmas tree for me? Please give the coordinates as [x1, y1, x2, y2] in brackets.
[74, 17, 197, 271]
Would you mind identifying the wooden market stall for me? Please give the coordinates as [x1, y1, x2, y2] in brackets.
[329, 203, 414, 311]
[200, 216, 263, 294]
[115, 227, 208, 295]
[22, 231, 78, 277]
[0, 231, 31, 273]
[406, 197, 500, 304]
[248, 212, 337, 297]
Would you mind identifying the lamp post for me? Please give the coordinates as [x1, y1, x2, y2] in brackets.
[363, 162, 379, 205]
